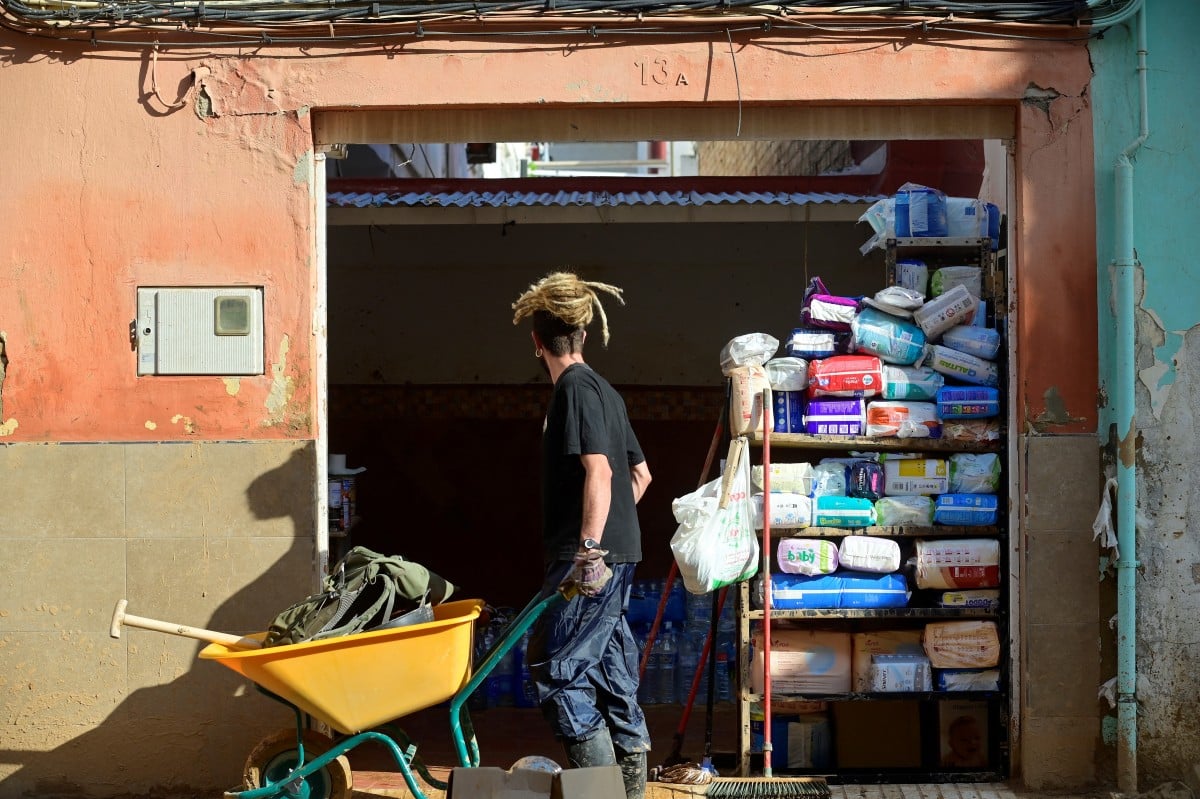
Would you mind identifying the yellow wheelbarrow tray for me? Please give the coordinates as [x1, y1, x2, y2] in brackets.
[198, 590, 566, 799]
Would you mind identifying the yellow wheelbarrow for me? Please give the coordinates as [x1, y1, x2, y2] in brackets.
[112, 590, 566, 799]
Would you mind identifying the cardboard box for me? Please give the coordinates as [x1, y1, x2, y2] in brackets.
[938, 699, 990, 769]
[447, 766, 625, 799]
[750, 629, 852, 695]
[832, 701, 922, 768]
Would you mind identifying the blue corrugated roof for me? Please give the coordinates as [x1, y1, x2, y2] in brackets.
[327, 189, 884, 209]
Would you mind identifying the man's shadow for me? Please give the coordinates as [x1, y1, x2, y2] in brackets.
[0, 445, 320, 798]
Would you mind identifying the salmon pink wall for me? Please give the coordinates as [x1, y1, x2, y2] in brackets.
[0, 31, 1096, 437]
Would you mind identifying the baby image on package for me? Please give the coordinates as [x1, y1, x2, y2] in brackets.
[938, 700, 990, 769]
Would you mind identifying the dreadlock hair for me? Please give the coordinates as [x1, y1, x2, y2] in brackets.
[511, 271, 625, 354]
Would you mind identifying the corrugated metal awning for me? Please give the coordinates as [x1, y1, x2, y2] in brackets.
[327, 188, 884, 209]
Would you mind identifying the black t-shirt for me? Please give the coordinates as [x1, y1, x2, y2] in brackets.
[541, 363, 645, 564]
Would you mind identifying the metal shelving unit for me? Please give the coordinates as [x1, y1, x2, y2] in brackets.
[734, 234, 1010, 783]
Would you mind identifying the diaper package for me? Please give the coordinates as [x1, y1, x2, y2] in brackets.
[949, 453, 1002, 494]
[812, 462, 849, 497]
[838, 535, 902, 574]
[773, 390, 805, 433]
[787, 327, 853, 360]
[753, 462, 817, 495]
[881, 365, 945, 401]
[729, 364, 773, 435]
[778, 538, 840, 576]
[941, 325, 1001, 360]
[914, 538, 1001, 589]
[934, 494, 1000, 526]
[752, 493, 813, 530]
[930, 266, 983, 299]
[883, 458, 950, 495]
[847, 460, 885, 501]
[936, 386, 1001, 419]
[813, 495, 878, 527]
[895, 259, 929, 297]
[945, 198, 991, 239]
[941, 419, 1002, 444]
[925, 345, 1000, 388]
[801, 276, 861, 332]
[865, 401, 942, 439]
[851, 307, 927, 365]
[913, 285, 978, 340]
[870, 654, 933, 692]
[934, 668, 1001, 691]
[765, 357, 810, 391]
[851, 630, 926, 691]
[875, 495, 935, 526]
[922, 621, 1001, 669]
[939, 590, 1002, 612]
[807, 355, 884, 398]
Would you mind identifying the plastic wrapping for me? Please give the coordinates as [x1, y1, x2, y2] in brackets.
[936, 386, 1001, 419]
[851, 307, 927, 365]
[812, 462, 849, 497]
[765, 357, 809, 391]
[934, 494, 1000, 526]
[804, 398, 867, 436]
[949, 453, 1002, 494]
[720, 332, 780, 375]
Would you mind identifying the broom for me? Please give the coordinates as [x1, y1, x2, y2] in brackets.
[707, 390, 828, 799]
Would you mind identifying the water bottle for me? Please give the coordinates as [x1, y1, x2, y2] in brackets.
[514, 630, 538, 709]
[675, 634, 698, 706]
[716, 636, 735, 703]
[653, 622, 676, 705]
[637, 625, 656, 705]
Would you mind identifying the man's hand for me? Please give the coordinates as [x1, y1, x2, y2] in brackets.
[560, 545, 612, 598]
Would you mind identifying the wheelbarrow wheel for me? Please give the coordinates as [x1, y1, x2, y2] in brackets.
[243, 729, 353, 799]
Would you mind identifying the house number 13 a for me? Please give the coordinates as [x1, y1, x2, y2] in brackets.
[635, 58, 689, 86]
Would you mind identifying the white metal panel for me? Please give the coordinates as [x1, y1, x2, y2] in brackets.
[136, 287, 264, 375]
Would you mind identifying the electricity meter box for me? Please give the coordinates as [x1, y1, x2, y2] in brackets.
[136, 287, 265, 375]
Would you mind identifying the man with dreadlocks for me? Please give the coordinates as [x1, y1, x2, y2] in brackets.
[512, 271, 653, 799]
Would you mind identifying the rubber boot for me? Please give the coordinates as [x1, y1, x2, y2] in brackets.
[563, 725, 617, 769]
[617, 750, 647, 799]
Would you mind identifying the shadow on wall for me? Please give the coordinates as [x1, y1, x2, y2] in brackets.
[0, 447, 317, 798]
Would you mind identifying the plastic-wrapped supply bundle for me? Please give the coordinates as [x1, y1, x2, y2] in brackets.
[787, 327, 853, 360]
[914, 539, 1001, 589]
[945, 197, 991, 238]
[754, 572, 908, 610]
[813, 495, 878, 528]
[934, 494, 999, 526]
[847, 460, 885, 501]
[930, 266, 983, 299]
[773, 390, 805, 433]
[894, 183, 949, 237]
[939, 590, 1002, 612]
[807, 355, 884, 398]
[752, 493, 813, 530]
[801, 277, 861, 332]
[804, 398, 866, 436]
[875, 495, 935, 526]
[913, 284, 978, 340]
[922, 621, 1001, 669]
[858, 197, 895, 255]
[896, 259, 929, 297]
[941, 325, 1001, 360]
[949, 453, 1002, 494]
[865, 401, 941, 439]
[777, 538, 840, 576]
[941, 419, 1002, 444]
[765, 357, 809, 391]
[838, 535, 901, 574]
[883, 458, 949, 496]
[870, 654, 933, 692]
[721, 332, 779, 435]
[937, 386, 1001, 419]
[935, 668, 1000, 691]
[850, 307, 927, 366]
[882, 365, 945, 400]
[925, 344, 1000, 388]
[812, 462, 849, 497]
[753, 462, 816, 495]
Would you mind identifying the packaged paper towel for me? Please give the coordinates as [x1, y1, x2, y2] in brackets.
[838, 535, 901, 574]
[922, 621, 1001, 669]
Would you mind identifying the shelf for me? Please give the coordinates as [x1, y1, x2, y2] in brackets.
[886, 236, 994, 251]
[745, 690, 1001, 703]
[747, 607, 998, 620]
[767, 525, 1000, 538]
[747, 431, 1001, 453]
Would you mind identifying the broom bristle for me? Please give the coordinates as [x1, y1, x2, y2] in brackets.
[705, 776, 830, 799]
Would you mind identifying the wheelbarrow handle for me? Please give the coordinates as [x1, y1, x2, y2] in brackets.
[110, 599, 262, 650]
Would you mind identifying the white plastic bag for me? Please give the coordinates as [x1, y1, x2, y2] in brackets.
[720, 333, 780, 375]
[670, 438, 760, 594]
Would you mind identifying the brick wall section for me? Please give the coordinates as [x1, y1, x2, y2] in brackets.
[696, 140, 854, 176]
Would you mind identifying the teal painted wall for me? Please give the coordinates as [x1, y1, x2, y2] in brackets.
[1091, 1, 1200, 784]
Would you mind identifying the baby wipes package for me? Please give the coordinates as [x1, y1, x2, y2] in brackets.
[925, 345, 1000, 388]
[875, 495, 935, 526]
[937, 386, 1001, 419]
[752, 493, 813, 530]
[934, 494, 1000, 526]
[778, 538, 840, 576]
[814, 495, 878, 528]
[866, 401, 942, 439]
[881, 365, 945, 401]
[838, 535, 901, 574]
[913, 285, 978, 340]
[851, 307, 927, 366]
[883, 458, 950, 496]
[941, 325, 1001, 360]
[754, 463, 817, 495]
[807, 355, 884, 399]
[949, 453, 1002, 494]
[930, 266, 983, 299]
[914, 538, 1001, 590]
